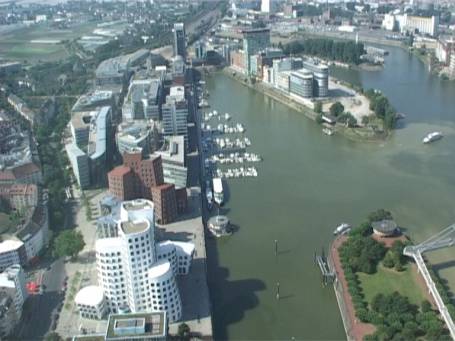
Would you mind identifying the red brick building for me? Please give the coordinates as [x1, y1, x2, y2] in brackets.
[151, 184, 178, 225]
[108, 150, 182, 224]
[107, 165, 134, 201]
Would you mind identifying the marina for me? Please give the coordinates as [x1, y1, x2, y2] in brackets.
[206, 45, 455, 340]
[201, 107, 262, 182]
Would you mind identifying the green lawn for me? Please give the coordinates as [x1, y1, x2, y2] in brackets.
[358, 264, 426, 307]
[0, 22, 99, 62]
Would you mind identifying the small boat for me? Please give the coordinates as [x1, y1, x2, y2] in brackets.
[206, 188, 213, 210]
[333, 223, 351, 236]
[423, 131, 443, 144]
[323, 128, 334, 136]
[225, 113, 231, 121]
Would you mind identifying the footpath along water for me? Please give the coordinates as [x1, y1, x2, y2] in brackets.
[206, 45, 455, 340]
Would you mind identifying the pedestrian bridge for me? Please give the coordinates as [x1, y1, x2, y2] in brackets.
[403, 224, 455, 340]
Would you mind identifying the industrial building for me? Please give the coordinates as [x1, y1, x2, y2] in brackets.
[75, 199, 194, 323]
[382, 13, 439, 37]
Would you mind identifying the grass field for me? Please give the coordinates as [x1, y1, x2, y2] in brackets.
[358, 264, 427, 307]
[0, 22, 99, 62]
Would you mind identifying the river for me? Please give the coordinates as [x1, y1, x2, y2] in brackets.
[205, 45, 455, 340]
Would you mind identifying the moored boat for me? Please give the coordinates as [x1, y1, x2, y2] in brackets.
[423, 131, 443, 144]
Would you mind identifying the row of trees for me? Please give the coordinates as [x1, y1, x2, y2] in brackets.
[282, 38, 365, 65]
[364, 89, 397, 131]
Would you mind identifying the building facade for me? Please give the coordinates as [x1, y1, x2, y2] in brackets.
[242, 28, 270, 76]
[173, 23, 186, 59]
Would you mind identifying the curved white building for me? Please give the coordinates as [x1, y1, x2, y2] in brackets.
[75, 285, 107, 319]
[96, 237, 127, 313]
[89, 199, 192, 323]
[148, 260, 181, 322]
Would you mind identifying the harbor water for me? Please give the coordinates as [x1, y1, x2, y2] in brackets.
[206, 45, 455, 340]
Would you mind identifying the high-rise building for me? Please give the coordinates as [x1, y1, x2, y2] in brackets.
[162, 86, 188, 147]
[173, 23, 186, 58]
[122, 79, 162, 121]
[76, 199, 194, 323]
[242, 28, 271, 75]
[66, 106, 112, 189]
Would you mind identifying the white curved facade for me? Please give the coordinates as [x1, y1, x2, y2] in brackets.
[148, 260, 182, 322]
[96, 237, 127, 313]
[75, 285, 107, 319]
[90, 199, 190, 323]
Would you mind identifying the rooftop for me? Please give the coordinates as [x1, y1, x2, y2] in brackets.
[155, 135, 185, 166]
[75, 285, 104, 306]
[109, 165, 131, 177]
[147, 259, 172, 279]
[106, 312, 166, 340]
[120, 220, 149, 235]
[372, 219, 398, 234]
[0, 239, 24, 254]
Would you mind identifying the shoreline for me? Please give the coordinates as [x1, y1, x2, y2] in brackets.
[221, 67, 389, 143]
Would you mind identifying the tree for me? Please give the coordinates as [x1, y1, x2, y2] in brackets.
[177, 322, 190, 340]
[383, 251, 395, 268]
[53, 230, 85, 259]
[421, 300, 432, 313]
[330, 102, 344, 117]
[316, 113, 323, 124]
[368, 209, 393, 223]
[314, 101, 323, 114]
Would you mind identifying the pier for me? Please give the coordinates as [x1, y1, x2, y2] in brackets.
[314, 248, 335, 286]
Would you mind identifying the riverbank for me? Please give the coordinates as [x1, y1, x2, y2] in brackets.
[222, 67, 388, 143]
[330, 236, 376, 341]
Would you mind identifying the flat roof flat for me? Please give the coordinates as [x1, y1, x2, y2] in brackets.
[106, 312, 166, 340]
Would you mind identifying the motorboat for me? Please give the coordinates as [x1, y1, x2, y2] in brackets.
[333, 223, 351, 236]
[423, 131, 443, 144]
[323, 128, 334, 136]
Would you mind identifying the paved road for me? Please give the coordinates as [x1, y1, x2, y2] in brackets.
[17, 259, 67, 339]
[16, 200, 78, 339]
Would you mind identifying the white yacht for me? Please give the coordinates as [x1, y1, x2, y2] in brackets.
[423, 131, 443, 144]
[213, 178, 224, 205]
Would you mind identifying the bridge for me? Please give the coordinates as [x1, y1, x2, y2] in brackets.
[403, 224, 455, 340]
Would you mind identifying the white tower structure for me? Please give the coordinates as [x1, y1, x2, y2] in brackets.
[261, 0, 270, 13]
[82, 199, 194, 323]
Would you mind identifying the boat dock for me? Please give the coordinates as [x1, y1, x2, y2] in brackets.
[314, 249, 335, 286]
